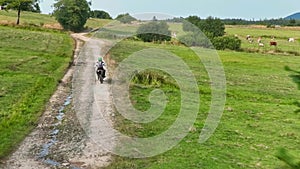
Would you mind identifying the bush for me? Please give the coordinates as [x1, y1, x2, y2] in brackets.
[136, 21, 171, 42]
[90, 10, 112, 19]
[266, 24, 275, 28]
[178, 32, 212, 48]
[115, 13, 137, 24]
[212, 36, 241, 50]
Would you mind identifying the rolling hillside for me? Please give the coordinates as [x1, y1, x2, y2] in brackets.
[285, 12, 300, 20]
[0, 10, 111, 29]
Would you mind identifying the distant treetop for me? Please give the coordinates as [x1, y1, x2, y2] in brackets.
[115, 13, 137, 24]
[53, 0, 90, 32]
[90, 10, 112, 19]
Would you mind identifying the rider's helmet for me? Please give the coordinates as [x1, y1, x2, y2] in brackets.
[98, 57, 102, 62]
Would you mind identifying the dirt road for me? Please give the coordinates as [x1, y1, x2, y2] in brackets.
[1, 33, 115, 169]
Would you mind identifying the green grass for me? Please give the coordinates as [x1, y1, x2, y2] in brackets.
[103, 20, 182, 34]
[0, 10, 112, 30]
[99, 22, 300, 56]
[105, 40, 300, 169]
[0, 10, 57, 25]
[85, 18, 112, 29]
[226, 25, 300, 55]
[226, 25, 300, 39]
[0, 26, 73, 159]
[168, 22, 185, 36]
[94, 21, 185, 39]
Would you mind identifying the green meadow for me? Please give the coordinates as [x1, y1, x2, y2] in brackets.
[226, 25, 300, 55]
[104, 37, 300, 168]
[0, 10, 111, 29]
[0, 26, 73, 158]
[0, 10, 299, 169]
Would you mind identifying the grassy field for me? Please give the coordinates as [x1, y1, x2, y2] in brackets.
[0, 10, 59, 28]
[96, 21, 300, 56]
[0, 11, 111, 160]
[0, 10, 111, 29]
[86, 18, 112, 29]
[226, 25, 300, 55]
[104, 38, 300, 168]
[0, 26, 73, 159]
[1, 10, 299, 167]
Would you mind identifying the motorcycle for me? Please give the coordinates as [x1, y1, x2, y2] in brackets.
[96, 68, 105, 84]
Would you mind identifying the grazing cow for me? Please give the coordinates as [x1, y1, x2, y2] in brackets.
[259, 43, 264, 47]
[257, 37, 262, 43]
[172, 32, 177, 38]
[246, 35, 254, 43]
[246, 35, 251, 40]
[288, 38, 295, 42]
[270, 41, 277, 46]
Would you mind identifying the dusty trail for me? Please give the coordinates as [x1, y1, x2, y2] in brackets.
[71, 34, 115, 168]
[1, 33, 115, 169]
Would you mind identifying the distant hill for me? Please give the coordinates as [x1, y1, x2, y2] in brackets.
[0, 10, 111, 29]
[285, 12, 300, 20]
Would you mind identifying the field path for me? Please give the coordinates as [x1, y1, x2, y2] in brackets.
[70, 33, 115, 168]
[2, 33, 115, 169]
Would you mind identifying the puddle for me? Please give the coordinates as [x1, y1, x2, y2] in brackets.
[44, 159, 60, 166]
[37, 94, 81, 168]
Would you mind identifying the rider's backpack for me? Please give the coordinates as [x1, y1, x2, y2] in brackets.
[98, 61, 104, 69]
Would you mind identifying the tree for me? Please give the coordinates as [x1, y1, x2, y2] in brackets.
[183, 16, 225, 38]
[182, 15, 233, 49]
[182, 16, 201, 32]
[152, 16, 157, 21]
[185, 15, 201, 25]
[201, 16, 225, 37]
[90, 10, 112, 19]
[178, 32, 212, 48]
[288, 19, 296, 26]
[53, 0, 90, 32]
[115, 13, 137, 24]
[136, 21, 171, 42]
[0, 0, 40, 25]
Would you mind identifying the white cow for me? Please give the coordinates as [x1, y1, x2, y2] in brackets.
[172, 32, 177, 38]
[288, 38, 295, 42]
[246, 35, 251, 40]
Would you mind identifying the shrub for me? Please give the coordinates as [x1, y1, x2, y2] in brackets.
[90, 10, 112, 19]
[115, 13, 137, 24]
[178, 32, 212, 48]
[212, 36, 241, 50]
[136, 21, 171, 42]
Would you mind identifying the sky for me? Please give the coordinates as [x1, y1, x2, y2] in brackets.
[40, 0, 300, 20]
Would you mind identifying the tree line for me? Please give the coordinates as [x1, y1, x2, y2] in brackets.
[167, 17, 300, 27]
[222, 18, 300, 26]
